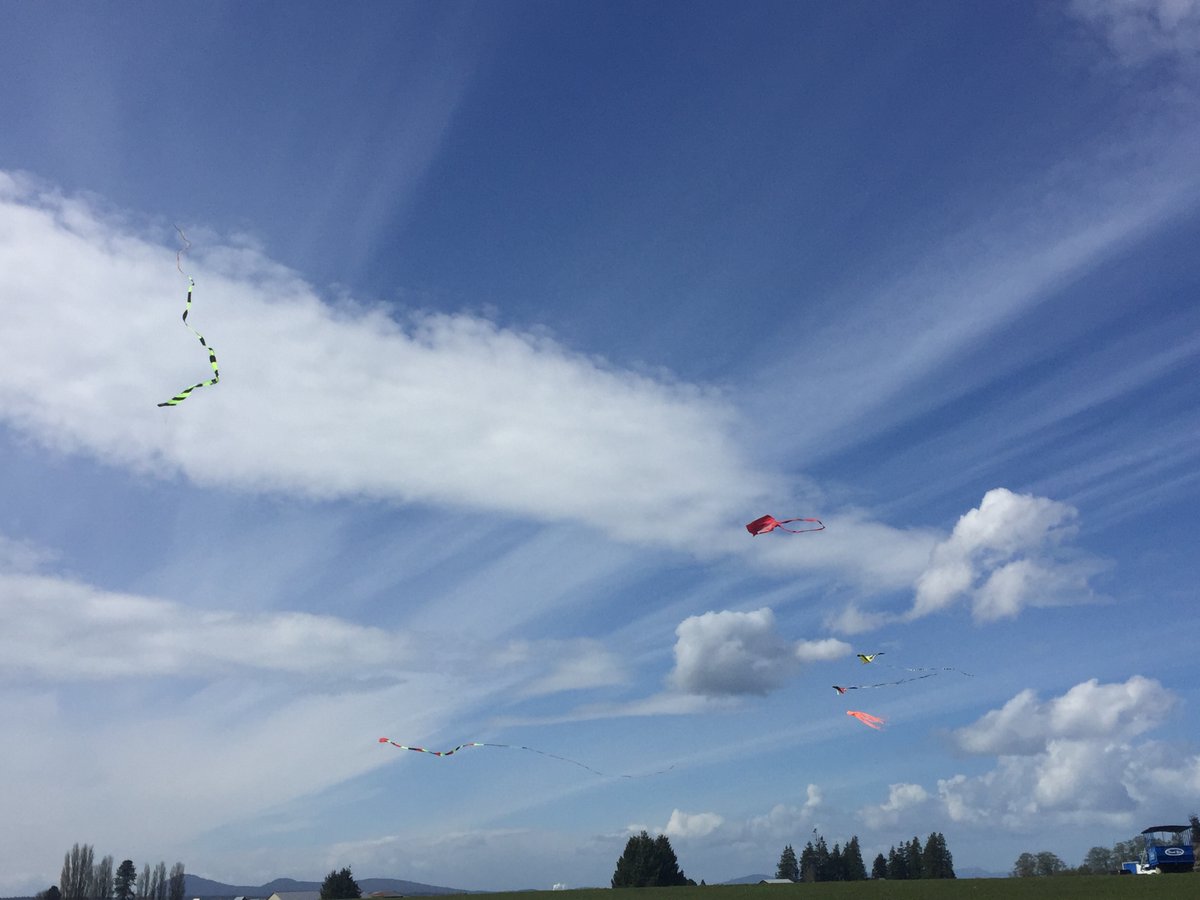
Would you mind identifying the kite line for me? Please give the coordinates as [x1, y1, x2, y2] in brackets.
[856, 652, 972, 677]
[378, 737, 675, 778]
[158, 226, 220, 407]
[833, 673, 937, 693]
[746, 514, 825, 535]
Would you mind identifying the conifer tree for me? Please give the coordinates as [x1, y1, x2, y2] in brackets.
[844, 836, 868, 880]
[775, 845, 799, 882]
[871, 853, 888, 880]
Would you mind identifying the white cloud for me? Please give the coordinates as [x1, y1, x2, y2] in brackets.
[909, 488, 1095, 622]
[860, 783, 931, 829]
[669, 608, 796, 696]
[794, 637, 852, 663]
[0, 173, 771, 551]
[0, 172, 975, 594]
[0, 569, 413, 681]
[664, 809, 725, 839]
[509, 639, 628, 697]
[861, 677, 1199, 834]
[953, 676, 1171, 755]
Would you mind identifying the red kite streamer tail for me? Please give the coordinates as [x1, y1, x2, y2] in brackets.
[847, 710, 885, 730]
[746, 514, 825, 535]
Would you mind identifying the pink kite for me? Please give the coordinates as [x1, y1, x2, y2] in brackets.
[745, 514, 825, 535]
[847, 710, 885, 730]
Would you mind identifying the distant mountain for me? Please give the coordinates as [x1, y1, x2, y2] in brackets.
[182, 875, 464, 897]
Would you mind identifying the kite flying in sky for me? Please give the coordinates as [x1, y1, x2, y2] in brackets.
[746, 514, 825, 535]
[847, 710, 885, 730]
[158, 227, 220, 407]
[378, 737, 674, 778]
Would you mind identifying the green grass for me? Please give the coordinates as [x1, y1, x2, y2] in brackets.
[468, 875, 1197, 900]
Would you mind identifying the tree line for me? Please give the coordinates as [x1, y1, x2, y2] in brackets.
[1012, 814, 1200, 877]
[777, 831, 955, 882]
[35, 844, 184, 900]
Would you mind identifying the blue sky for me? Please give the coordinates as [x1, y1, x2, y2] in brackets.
[1, 0, 1199, 892]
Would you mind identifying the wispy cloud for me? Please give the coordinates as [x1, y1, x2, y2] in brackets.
[1070, 0, 1200, 69]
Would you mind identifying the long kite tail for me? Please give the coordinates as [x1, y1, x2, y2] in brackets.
[158, 275, 220, 406]
[832, 673, 937, 693]
[378, 737, 674, 779]
[377, 738, 485, 757]
[774, 517, 825, 533]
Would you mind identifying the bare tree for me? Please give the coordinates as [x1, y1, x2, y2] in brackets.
[61, 844, 95, 900]
[136, 865, 151, 900]
[167, 864, 185, 900]
[93, 856, 114, 900]
[153, 863, 167, 900]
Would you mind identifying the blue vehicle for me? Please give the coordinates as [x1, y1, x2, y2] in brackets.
[1132, 825, 1195, 874]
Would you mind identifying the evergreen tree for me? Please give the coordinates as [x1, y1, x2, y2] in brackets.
[871, 853, 888, 880]
[813, 836, 831, 882]
[828, 843, 844, 881]
[611, 831, 691, 887]
[36, 888, 63, 900]
[775, 845, 799, 882]
[844, 836, 868, 881]
[886, 845, 907, 880]
[799, 842, 817, 883]
[113, 861, 136, 900]
[319, 868, 361, 900]
[936, 833, 955, 879]
[906, 837, 924, 879]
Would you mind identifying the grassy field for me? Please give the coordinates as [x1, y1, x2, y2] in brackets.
[469, 875, 1197, 900]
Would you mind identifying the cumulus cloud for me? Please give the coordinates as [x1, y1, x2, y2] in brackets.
[909, 488, 1096, 622]
[669, 608, 845, 697]
[953, 676, 1171, 755]
[794, 637, 853, 663]
[665, 809, 725, 839]
[862, 677, 1199, 833]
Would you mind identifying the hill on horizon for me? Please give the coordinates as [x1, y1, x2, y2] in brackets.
[183, 874, 465, 897]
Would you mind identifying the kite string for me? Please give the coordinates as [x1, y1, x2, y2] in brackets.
[175, 224, 191, 276]
[378, 738, 675, 779]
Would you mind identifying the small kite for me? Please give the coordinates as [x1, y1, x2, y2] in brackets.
[158, 227, 220, 407]
[857, 653, 883, 663]
[847, 710, 885, 730]
[378, 737, 674, 778]
[746, 514, 825, 535]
